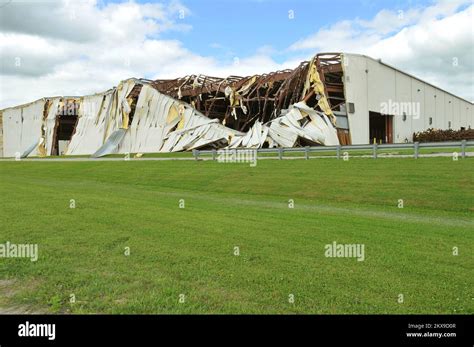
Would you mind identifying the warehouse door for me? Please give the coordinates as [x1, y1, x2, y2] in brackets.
[369, 112, 393, 144]
[51, 101, 79, 155]
[51, 115, 78, 155]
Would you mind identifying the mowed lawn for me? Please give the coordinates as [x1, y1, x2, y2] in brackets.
[0, 157, 472, 314]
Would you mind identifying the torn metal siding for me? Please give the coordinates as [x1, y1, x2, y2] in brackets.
[66, 92, 114, 155]
[266, 103, 339, 148]
[1, 96, 80, 157]
[66, 81, 239, 156]
[66, 79, 136, 156]
[92, 129, 127, 158]
[124, 83, 239, 153]
[1, 53, 344, 157]
[0, 86, 338, 158]
[43, 98, 61, 156]
[151, 54, 343, 133]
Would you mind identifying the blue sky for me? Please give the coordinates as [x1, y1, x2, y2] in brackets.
[0, 0, 472, 107]
[141, 0, 432, 63]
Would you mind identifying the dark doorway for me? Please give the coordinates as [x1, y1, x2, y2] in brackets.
[52, 115, 78, 155]
[369, 111, 393, 144]
[51, 100, 79, 155]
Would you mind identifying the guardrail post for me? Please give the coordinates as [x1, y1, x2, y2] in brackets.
[278, 148, 283, 160]
[461, 140, 466, 159]
[337, 145, 341, 160]
[414, 142, 419, 159]
[193, 149, 199, 161]
[305, 146, 309, 160]
[372, 143, 378, 159]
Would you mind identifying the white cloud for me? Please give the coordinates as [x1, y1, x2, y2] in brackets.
[0, 0, 293, 108]
[0, 33, 71, 76]
[289, 0, 474, 101]
[0, 0, 197, 108]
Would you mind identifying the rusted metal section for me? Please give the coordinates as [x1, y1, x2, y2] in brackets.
[151, 54, 345, 135]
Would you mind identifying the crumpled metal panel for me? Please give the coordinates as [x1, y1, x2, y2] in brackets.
[1, 53, 345, 157]
[20, 138, 43, 158]
[91, 129, 127, 158]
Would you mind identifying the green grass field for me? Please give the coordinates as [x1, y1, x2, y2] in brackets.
[0, 157, 472, 314]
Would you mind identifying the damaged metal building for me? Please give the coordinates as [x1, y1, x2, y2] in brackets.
[0, 53, 472, 157]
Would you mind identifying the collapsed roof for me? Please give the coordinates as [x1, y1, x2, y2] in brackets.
[1, 53, 349, 158]
[151, 53, 346, 133]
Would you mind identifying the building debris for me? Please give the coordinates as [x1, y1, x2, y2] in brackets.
[0, 53, 347, 158]
[3, 52, 473, 158]
[413, 128, 474, 142]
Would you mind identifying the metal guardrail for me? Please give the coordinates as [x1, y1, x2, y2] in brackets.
[193, 140, 473, 160]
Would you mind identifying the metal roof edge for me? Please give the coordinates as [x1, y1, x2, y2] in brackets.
[0, 77, 147, 112]
[340, 52, 474, 105]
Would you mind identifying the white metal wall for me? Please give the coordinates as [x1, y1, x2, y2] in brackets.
[2, 100, 45, 157]
[342, 54, 369, 144]
[343, 53, 474, 144]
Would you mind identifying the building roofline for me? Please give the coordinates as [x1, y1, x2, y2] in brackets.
[341, 52, 474, 105]
[1, 58, 472, 112]
[0, 78, 147, 112]
[0, 96, 81, 113]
